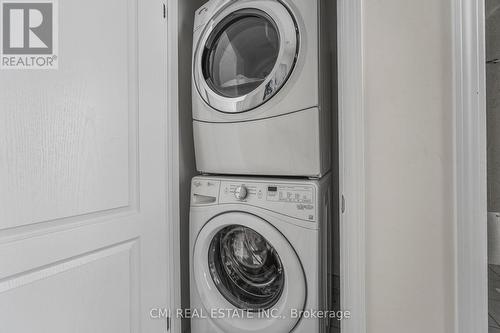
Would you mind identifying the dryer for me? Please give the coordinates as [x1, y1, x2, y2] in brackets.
[189, 175, 335, 332]
[192, 0, 333, 177]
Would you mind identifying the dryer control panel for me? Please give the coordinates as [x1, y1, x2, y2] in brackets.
[191, 177, 318, 222]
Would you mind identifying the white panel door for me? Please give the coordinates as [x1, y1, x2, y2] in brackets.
[0, 0, 170, 332]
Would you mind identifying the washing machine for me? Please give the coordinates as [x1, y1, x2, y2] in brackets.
[189, 175, 335, 332]
[192, 0, 334, 177]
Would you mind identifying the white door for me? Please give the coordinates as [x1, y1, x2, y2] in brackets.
[0, 0, 170, 332]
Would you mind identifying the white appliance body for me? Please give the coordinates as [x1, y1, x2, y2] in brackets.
[189, 175, 333, 333]
[192, 0, 332, 177]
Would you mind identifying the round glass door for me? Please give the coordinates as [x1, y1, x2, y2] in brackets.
[208, 225, 285, 311]
[193, 212, 306, 332]
[202, 11, 280, 98]
[194, 1, 298, 113]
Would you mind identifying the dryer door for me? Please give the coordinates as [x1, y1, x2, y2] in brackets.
[193, 212, 306, 333]
[193, 0, 298, 114]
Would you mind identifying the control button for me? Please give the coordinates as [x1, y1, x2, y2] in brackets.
[234, 185, 248, 201]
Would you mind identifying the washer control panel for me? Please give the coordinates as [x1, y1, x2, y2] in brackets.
[220, 182, 317, 222]
[191, 177, 318, 222]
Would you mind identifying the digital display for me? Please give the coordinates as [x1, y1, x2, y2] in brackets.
[268, 186, 278, 192]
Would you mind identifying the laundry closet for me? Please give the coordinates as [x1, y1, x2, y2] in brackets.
[176, 0, 340, 332]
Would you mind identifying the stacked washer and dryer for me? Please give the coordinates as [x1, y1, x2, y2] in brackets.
[189, 0, 337, 332]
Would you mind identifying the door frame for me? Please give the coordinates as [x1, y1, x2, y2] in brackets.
[337, 0, 367, 332]
[165, 0, 182, 332]
[452, 0, 488, 332]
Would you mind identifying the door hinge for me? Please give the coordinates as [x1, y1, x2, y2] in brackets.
[166, 315, 171, 331]
[163, 3, 167, 19]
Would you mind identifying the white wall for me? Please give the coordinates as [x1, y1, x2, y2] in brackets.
[362, 1, 455, 332]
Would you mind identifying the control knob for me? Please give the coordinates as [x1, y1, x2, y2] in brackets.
[234, 185, 248, 201]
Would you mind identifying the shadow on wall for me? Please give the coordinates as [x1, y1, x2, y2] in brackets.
[178, 1, 207, 333]
[487, 0, 500, 212]
[486, 2, 500, 332]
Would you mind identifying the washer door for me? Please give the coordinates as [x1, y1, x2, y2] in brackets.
[193, 212, 306, 333]
[193, 0, 298, 114]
